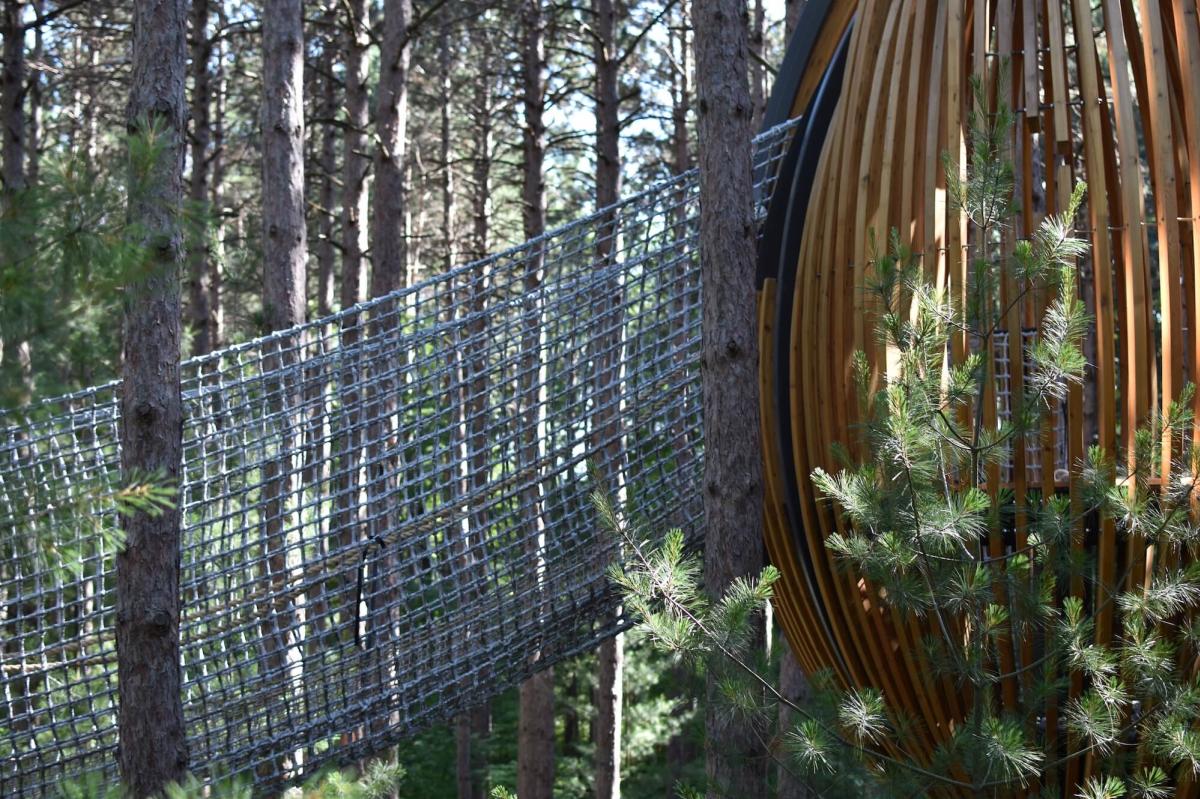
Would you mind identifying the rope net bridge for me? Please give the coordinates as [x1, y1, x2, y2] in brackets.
[0, 120, 796, 796]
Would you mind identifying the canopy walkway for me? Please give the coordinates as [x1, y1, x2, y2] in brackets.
[0, 120, 796, 797]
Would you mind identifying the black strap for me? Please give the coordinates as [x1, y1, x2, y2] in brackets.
[354, 534, 387, 650]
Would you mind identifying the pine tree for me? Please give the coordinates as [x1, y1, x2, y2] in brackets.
[117, 0, 189, 792]
[259, 0, 307, 779]
[372, 0, 412, 290]
[692, 0, 769, 794]
[2, 0, 31, 405]
[614, 80, 1200, 798]
[517, 0, 557, 797]
[591, 0, 625, 795]
[187, 0, 217, 356]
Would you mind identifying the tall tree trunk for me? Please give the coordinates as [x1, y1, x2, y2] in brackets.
[301, 3, 339, 741]
[117, 0, 189, 794]
[315, 5, 338, 319]
[208, 0, 227, 350]
[749, 0, 764, 128]
[441, 20, 489, 799]
[693, 0, 768, 796]
[463, 21, 492, 583]
[453, 20, 496, 796]
[469, 32, 490, 267]
[365, 0, 411, 773]
[26, 0, 39, 185]
[1, 0, 31, 768]
[372, 0, 412, 290]
[666, 0, 693, 479]
[783, 0, 804, 46]
[259, 0, 307, 779]
[592, 1, 623, 796]
[671, 6, 691, 178]
[342, 0, 369, 308]
[80, 14, 98, 161]
[517, 668, 555, 798]
[367, 0, 412, 576]
[330, 0, 370, 651]
[261, 0, 307, 334]
[517, 1, 556, 797]
[439, 27, 456, 276]
[2, 0, 24, 194]
[188, 0, 216, 356]
[665, 15, 697, 785]
[2, 0, 31, 405]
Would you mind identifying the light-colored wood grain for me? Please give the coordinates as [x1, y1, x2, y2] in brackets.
[760, 0, 1200, 791]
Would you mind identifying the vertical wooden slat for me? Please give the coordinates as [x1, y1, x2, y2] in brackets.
[946, 0, 968, 401]
[840, 0, 931, 733]
[1169, 0, 1200, 458]
[1137, 0, 1185, 483]
[1023, 0, 1040, 123]
[1045, 0, 1070, 141]
[1069, 0, 1118, 643]
[1101, 0, 1153, 598]
[988, 0, 1021, 717]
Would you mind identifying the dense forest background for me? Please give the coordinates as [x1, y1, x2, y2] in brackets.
[0, 0, 802, 796]
[0, 0, 790, 403]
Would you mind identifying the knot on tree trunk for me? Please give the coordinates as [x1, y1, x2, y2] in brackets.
[134, 400, 157, 423]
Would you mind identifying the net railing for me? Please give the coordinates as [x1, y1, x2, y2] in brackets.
[0, 120, 798, 796]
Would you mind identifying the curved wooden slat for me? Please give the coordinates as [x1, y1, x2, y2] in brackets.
[758, 2, 1200, 794]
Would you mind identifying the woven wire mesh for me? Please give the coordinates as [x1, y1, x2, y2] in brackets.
[0, 120, 798, 796]
[993, 329, 1068, 485]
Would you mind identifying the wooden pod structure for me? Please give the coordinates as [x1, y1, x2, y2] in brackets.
[759, 0, 1200, 792]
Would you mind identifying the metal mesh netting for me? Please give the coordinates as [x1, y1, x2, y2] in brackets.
[993, 330, 1069, 486]
[0, 121, 798, 796]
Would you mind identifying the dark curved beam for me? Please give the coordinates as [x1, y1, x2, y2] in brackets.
[758, 23, 852, 676]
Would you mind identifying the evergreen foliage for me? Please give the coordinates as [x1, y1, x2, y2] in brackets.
[56, 760, 405, 799]
[613, 80, 1200, 796]
[0, 125, 208, 406]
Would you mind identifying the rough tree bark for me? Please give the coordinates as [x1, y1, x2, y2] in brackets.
[117, 0, 190, 793]
[451, 22, 502, 799]
[516, 1, 556, 797]
[208, 0, 227, 349]
[693, 0, 769, 795]
[666, 0, 694, 491]
[362, 0, 411, 772]
[79, 12, 98, 161]
[314, 3, 338, 319]
[188, 0, 216, 356]
[367, 0, 412, 547]
[671, 6, 691, 178]
[330, 0, 370, 645]
[749, 0, 764, 128]
[342, 0, 369, 308]
[592, 0, 623, 796]
[666, 10, 699, 785]
[259, 0, 307, 778]
[2, 0, 23, 195]
[301, 2, 339, 730]
[27, 0, 40, 185]
[784, 0, 804, 46]
[2, 0, 31, 404]
[261, 0, 307, 334]
[372, 0, 412, 290]
[443, 20, 490, 799]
